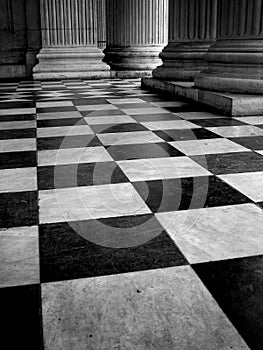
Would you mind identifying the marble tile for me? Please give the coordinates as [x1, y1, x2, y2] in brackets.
[107, 98, 145, 104]
[76, 104, 118, 111]
[84, 115, 135, 125]
[191, 152, 263, 175]
[81, 109, 125, 117]
[0, 120, 36, 130]
[229, 136, 263, 150]
[121, 107, 170, 115]
[156, 203, 263, 264]
[170, 138, 249, 156]
[0, 226, 39, 287]
[0, 284, 42, 349]
[37, 118, 87, 128]
[219, 172, 263, 202]
[0, 191, 38, 228]
[36, 101, 74, 108]
[98, 131, 163, 146]
[155, 128, 220, 142]
[0, 108, 36, 115]
[37, 125, 94, 138]
[193, 256, 263, 350]
[0, 151, 36, 169]
[233, 116, 263, 125]
[39, 183, 151, 224]
[150, 101, 186, 107]
[189, 118, 245, 127]
[0, 167, 37, 193]
[0, 138, 36, 153]
[141, 120, 201, 130]
[206, 125, 263, 137]
[38, 146, 113, 166]
[41, 266, 249, 350]
[37, 111, 82, 120]
[134, 176, 250, 213]
[256, 150, 263, 156]
[176, 111, 223, 120]
[0, 128, 36, 140]
[91, 122, 147, 134]
[117, 157, 211, 182]
[38, 161, 129, 190]
[37, 135, 101, 150]
[108, 142, 183, 161]
[132, 113, 180, 122]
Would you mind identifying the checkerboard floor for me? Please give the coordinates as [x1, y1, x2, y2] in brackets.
[0, 78, 262, 349]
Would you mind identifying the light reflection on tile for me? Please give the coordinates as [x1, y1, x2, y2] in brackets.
[37, 125, 93, 138]
[37, 112, 82, 120]
[76, 104, 118, 111]
[98, 131, 163, 146]
[84, 115, 135, 125]
[141, 120, 201, 130]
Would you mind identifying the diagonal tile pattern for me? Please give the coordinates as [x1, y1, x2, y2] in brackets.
[0, 78, 262, 349]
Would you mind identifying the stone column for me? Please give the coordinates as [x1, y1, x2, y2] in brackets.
[153, 0, 217, 81]
[97, 0, 106, 50]
[104, 0, 168, 78]
[33, 0, 110, 80]
[195, 0, 263, 93]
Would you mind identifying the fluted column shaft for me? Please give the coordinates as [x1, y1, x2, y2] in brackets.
[33, 0, 110, 80]
[104, 0, 168, 78]
[195, 0, 263, 93]
[153, 0, 217, 81]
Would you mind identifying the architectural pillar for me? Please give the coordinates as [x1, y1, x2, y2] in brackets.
[33, 0, 110, 80]
[104, 0, 168, 78]
[195, 0, 263, 93]
[97, 0, 106, 50]
[153, 0, 217, 81]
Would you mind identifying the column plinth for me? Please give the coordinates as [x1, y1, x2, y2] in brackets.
[33, 0, 110, 80]
[153, 0, 217, 81]
[195, 0, 263, 93]
[104, 0, 168, 78]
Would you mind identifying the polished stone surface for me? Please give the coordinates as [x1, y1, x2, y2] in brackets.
[42, 266, 249, 350]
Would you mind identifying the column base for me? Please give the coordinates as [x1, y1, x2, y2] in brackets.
[152, 42, 212, 81]
[195, 39, 263, 94]
[142, 77, 263, 116]
[104, 46, 163, 74]
[33, 47, 111, 80]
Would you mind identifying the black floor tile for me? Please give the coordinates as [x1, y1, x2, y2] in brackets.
[191, 152, 263, 175]
[190, 118, 245, 127]
[0, 151, 36, 169]
[0, 101, 35, 109]
[37, 135, 101, 150]
[37, 118, 86, 128]
[38, 161, 129, 190]
[0, 191, 38, 228]
[36, 106, 77, 113]
[73, 98, 110, 105]
[81, 109, 125, 117]
[91, 123, 147, 134]
[0, 284, 43, 350]
[115, 103, 151, 109]
[39, 216, 188, 282]
[107, 142, 183, 161]
[0, 113, 36, 122]
[154, 128, 221, 142]
[229, 136, 263, 150]
[133, 176, 250, 213]
[132, 113, 180, 122]
[193, 256, 263, 350]
[0, 128, 36, 140]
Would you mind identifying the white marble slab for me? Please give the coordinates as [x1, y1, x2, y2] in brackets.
[157, 204, 263, 264]
[37, 125, 93, 138]
[117, 157, 211, 181]
[42, 266, 249, 350]
[106, 98, 146, 104]
[121, 107, 170, 115]
[219, 172, 263, 202]
[98, 131, 163, 146]
[206, 125, 263, 137]
[76, 104, 118, 111]
[0, 138, 36, 153]
[233, 116, 263, 125]
[0, 226, 39, 288]
[169, 138, 250, 155]
[36, 101, 74, 108]
[0, 120, 36, 130]
[38, 146, 113, 166]
[84, 115, 135, 125]
[0, 167, 37, 193]
[141, 120, 201, 130]
[39, 183, 151, 224]
[0, 108, 36, 115]
[37, 111, 83, 120]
